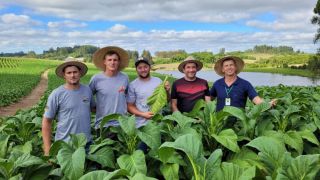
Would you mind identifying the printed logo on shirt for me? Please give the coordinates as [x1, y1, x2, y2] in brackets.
[82, 96, 89, 103]
[118, 86, 126, 93]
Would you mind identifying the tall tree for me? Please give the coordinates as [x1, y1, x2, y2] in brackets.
[311, 0, 320, 53]
[141, 50, 153, 64]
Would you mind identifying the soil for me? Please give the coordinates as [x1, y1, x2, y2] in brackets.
[0, 70, 49, 117]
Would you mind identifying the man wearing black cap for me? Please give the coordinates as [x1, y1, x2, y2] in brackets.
[127, 57, 170, 128]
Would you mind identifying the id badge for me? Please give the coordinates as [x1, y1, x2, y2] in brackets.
[225, 98, 231, 106]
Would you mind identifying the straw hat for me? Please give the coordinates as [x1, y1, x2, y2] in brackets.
[92, 46, 129, 71]
[178, 56, 203, 73]
[214, 56, 244, 76]
[55, 61, 88, 78]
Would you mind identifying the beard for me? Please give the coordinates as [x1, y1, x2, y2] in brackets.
[139, 73, 150, 79]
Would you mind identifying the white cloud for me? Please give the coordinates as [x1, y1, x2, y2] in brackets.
[4, 0, 316, 22]
[0, 23, 316, 54]
[109, 24, 128, 33]
[0, 1, 318, 53]
[0, 13, 40, 26]
[47, 20, 87, 29]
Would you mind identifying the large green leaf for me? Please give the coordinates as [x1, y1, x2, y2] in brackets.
[283, 131, 303, 155]
[276, 154, 320, 180]
[12, 141, 32, 154]
[69, 133, 87, 149]
[159, 134, 203, 179]
[203, 149, 222, 180]
[89, 138, 115, 154]
[147, 76, 168, 114]
[79, 169, 128, 180]
[169, 126, 199, 140]
[223, 106, 246, 121]
[137, 122, 161, 150]
[118, 115, 137, 136]
[130, 173, 158, 180]
[186, 99, 206, 118]
[246, 136, 286, 177]
[212, 129, 240, 153]
[49, 140, 68, 156]
[99, 114, 121, 130]
[213, 162, 256, 180]
[298, 130, 320, 146]
[160, 163, 179, 180]
[57, 147, 86, 180]
[0, 134, 9, 158]
[163, 111, 196, 128]
[117, 150, 147, 176]
[229, 147, 264, 171]
[14, 153, 44, 169]
[23, 164, 52, 180]
[247, 102, 271, 120]
[0, 161, 13, 179]
[159, 134, 203, 162]
[87, 146, 115, 168]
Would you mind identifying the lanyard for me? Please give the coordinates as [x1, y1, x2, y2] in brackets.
[225, 86, 233, 97]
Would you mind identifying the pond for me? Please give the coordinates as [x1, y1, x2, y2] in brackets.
[155, 70, 320, 86]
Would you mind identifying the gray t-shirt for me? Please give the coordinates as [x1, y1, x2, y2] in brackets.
[89, 72, 129, 128]
[127, 76, 162, 127]
[44, 84, 93, 142]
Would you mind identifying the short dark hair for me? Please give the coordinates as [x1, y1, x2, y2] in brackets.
[104, 50, 120, 60]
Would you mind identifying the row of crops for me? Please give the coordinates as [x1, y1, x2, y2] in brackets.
[1, 58, 320, 179]
[0, 58, 59, 106]
[0, 58, 22, 68]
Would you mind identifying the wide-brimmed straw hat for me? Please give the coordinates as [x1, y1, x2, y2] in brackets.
[214, 56, 244, 76]
[178, 56, 203, 73]
[92, 46, 129, 71]
[55, 60, 88, 78]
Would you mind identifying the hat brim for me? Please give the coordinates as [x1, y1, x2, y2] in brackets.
[55, 61, 88, 78]
[92, 46, 129, 71]
[178, 60, 203, 73]
[214, 56, 244, 76]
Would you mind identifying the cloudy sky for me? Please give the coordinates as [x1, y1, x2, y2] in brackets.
[0, 0, 318, 54]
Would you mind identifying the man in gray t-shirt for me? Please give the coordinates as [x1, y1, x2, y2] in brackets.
[42, 61, 94, 156]
[127, 57, 170, 128]
[89, 46, 130, 128]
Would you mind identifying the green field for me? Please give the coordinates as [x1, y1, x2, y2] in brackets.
[1, 58, 320, 179]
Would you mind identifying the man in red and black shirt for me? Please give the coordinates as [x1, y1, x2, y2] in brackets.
[171, 56, 211, 113]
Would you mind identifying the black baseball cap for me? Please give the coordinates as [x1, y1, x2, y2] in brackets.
[135, 57, 150, 67]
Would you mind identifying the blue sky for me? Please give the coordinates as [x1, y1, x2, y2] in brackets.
[0, 0, 318, 54]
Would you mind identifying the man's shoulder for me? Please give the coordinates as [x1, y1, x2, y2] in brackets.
[236, 77, 251, 85]
[213, 78, 224, 86]
[80, 84, 92, 91]
[51, 85, 64, 94]
[90, 72, 103, 81]
[173, 77, 185, 84]
[118, 71, 129, 78]
[196, 77, 208, 83]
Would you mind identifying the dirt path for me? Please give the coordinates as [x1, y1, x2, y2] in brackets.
[0, 70, 49, 117]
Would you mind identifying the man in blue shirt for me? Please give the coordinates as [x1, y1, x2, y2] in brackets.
[210, 56, 276, 111]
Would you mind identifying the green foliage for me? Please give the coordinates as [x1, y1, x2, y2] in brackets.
[2, 59, 320, 179]
[251, 45, 295, 54]
[308, 55, 320, 73]
[0, 58, 59, 106]
[147, 76, 168, 114]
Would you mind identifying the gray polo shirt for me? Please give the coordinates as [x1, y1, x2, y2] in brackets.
[89, 72, 129, 128]
[44, 84, 93, 142]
